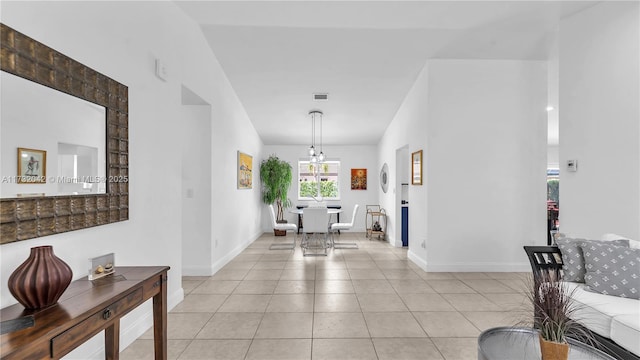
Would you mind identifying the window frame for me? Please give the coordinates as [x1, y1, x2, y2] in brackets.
[297, 160, 341, 201]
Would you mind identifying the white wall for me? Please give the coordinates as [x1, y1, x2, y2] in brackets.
[378, 64, 430, 265]
[559, 2, 640, 240]
[379, 60, 547, 272]
[262, 145, 379, 232]
[0, 2, 263, 358]
[426, 59, 547, 272]
[210, 108, 264, 276]
[547, 31, 560, 170]
[547, 145, 559, 169]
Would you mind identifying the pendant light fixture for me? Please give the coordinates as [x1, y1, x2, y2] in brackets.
[308, 110, 324, 163]
[308, 111, 316, 158]
[318, 111, 325, 162]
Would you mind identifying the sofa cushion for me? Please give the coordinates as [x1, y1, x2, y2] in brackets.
[564, 282, 638, 338]
[581, 242, 640, 299]
[611, 314, 640, 356]
[556, 238, 629, 282]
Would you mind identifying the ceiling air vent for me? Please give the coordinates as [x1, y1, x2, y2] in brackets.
[313, 93, 329, 101]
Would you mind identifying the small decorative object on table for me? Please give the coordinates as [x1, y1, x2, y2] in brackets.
[8, 246, 72, 310]
[88, 253, 115, 280]
[527, 270, 595, 360]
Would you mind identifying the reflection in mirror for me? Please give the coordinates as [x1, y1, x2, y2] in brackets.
[0, 71, 106, 198]
[57, 143, 105, 195]
[0, 23, 129, 244]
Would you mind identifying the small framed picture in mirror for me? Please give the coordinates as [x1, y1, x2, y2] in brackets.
[411, 150, 423, 185]
[17, 147, 46, 183]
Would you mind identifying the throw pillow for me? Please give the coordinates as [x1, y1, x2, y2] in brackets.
[581, 242, 640, 299]
[556, 238, 629, 282]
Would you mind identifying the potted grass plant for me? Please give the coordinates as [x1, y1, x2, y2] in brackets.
[528, 270, 594, 360]
[260, 155, 292, 236]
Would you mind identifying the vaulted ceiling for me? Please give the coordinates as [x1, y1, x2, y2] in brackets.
[176, 1, 597, 145]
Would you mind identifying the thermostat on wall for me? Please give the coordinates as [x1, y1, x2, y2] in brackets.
[567, 159, 578, 172]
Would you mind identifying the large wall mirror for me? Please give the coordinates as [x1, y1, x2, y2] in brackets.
[0, 23, 129, 244]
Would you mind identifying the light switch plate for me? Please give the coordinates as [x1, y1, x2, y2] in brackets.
[567, 159, 578, 172]
[155, 59, 168, 81]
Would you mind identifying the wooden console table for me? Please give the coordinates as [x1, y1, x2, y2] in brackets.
[0, 266, 169, 360]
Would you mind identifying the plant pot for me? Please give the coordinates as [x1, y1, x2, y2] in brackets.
[274, 220, 288, 236]
[539, 335, 569, 360]
[8, 246, 73, 310]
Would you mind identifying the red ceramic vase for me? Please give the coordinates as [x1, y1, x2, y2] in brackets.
[8, 246, 73, 310]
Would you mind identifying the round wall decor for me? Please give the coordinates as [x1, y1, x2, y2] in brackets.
[380, 163, 389, 193]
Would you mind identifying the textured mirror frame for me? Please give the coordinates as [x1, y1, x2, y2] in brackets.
[0, 24, 129, 244]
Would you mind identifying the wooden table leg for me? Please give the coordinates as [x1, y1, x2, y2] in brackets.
[153, 274, 168, 360]
[105, 320, 120, 360]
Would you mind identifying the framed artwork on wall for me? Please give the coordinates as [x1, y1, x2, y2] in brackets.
[411, 150, 423, 185]
[17, 147, 46, 183]
[351, 168, 367, 190]
[237, 151, 253, 189]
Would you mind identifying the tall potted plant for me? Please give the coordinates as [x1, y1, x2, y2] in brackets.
[260, 155, 292, 235]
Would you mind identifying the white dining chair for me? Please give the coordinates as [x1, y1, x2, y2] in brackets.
[330, 204, 359, 249]
[301, 207, 329, 256]
[268, 204, 297, 250]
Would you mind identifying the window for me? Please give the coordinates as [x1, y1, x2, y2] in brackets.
[298, 160, 340, 200]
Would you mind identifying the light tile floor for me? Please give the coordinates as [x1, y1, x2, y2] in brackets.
[121, 232, 531, 360]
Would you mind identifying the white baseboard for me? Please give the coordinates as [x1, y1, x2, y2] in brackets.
[406, 252, 529, 273]
[391, 236, 403, 248]
[407, 250, 427, 271]
[182, 264, 214, 276]
[209, 232, 260, 275]
[167, 286, 185, 312]
[182, 232, 262, 276]
[425, 262, 531, 272]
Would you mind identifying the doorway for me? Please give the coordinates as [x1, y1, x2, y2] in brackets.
[181, 85, 212, 275]
[395, 145, 409, 247]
